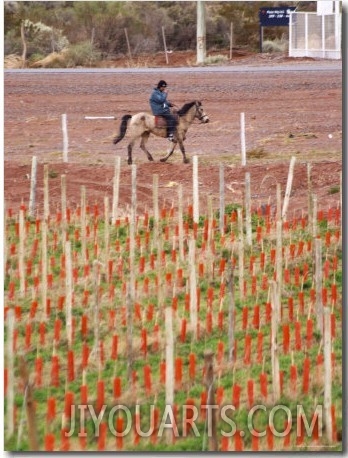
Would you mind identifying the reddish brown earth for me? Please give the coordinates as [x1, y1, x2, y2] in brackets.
[4, 51, 342, 218]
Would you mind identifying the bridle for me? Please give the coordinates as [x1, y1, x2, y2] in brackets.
[194, 101, 209, 123]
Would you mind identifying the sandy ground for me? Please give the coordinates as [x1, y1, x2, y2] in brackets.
[4, 51, 342, 217]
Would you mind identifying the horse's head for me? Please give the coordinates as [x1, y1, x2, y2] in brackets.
[195, 101, 209, 123]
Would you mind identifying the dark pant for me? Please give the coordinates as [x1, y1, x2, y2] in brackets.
[161, 112, 177, 137]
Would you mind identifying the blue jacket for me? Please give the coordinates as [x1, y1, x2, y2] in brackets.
[149, 88, 172, 115]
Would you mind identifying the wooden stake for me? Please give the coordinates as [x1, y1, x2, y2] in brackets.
[270, 280, 280, 401]
[18, 208, 26, 298]
[65, 241, 73, 347]
[275, 220, 282, 323]
[192, 155, 199, 224]
[226, 260, 235, 362]
[162, 26, 169, 64]
[6, 309, 15, 439]
[282, 156, 296, 220]
[41, 219, 48, 321]
[124, 28, 132, 60]
[28, 156, 37, 218]
[240, 113, 246, 166]
[177, 184, 184, 262]
[315, 238, 323, 334]
[219, 163, 225, 235]
[245, 172, 252, 247]
[203, 350, 218, 451]
[43, 164, 50, 221]
[323, 308, 332, 442]
[62, 114, 68, 162]
[112, 156, 121, 224]
[18, 356, 39, 450]
[237, 208, 244, 300]
[189, 238, 198, 340]
[165, 307, 174, 444]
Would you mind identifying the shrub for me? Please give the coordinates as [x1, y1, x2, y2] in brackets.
[262, 38, 289, 53]
[64, 41, 102, 67]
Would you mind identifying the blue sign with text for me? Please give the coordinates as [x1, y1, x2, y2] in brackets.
[259, 7, 296, 27]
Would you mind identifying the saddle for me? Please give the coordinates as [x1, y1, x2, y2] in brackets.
[154, 110, 179, 129]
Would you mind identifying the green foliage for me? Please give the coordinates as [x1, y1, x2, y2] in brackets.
[4, 1, 299, 62]
[61, 41, 102, 67]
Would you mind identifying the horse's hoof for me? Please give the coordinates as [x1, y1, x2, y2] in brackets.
[160, 157, 167, 163]
[128, 160, 132, 165]
[148, 156, 154, 162]
[183, 158, 190, 164]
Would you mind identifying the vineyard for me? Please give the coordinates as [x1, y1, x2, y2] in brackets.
[4, 155, 342, 452]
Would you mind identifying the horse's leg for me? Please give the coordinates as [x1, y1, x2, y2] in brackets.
[159, 142, 176, 163]
[178, 140, 189, 164]
[140, 132, 154, 162]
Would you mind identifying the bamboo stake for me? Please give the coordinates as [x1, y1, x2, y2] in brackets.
[323, 308, 332, 443]
[18, 357, 39, 450]
[65, 241, 73, 347]
[43, 164, 50, 221]
[270, 280, 280, 402]
[153, 174, 159, 239]
[81, 186, 87, 264]
[203, 350, 218, 451]
[307, 163, 312, 228]
[19, 207, 25, 298]
[276, 182, 282, 223]
[192, 155, 199, 224]
[92, 260, 101, 358]
[165, 307, 174, 444]
[245, 172, 252, 247]
[282, 156, 296, 220]
[219, 163, 225, 235]
[178, 184, 184, 262]
[226, 260, 235, 363]
[104, 196, 109, 265]
[275, 220, 282, 323]
[237, 208, 244, 300]
[312, 195, 318, 239]
[189, 238, 198, 340]
[41, 219, 48, 321]
[315, 238, 323, 335]
[6, 309, 15, 439]
[28, 156, 37, 218]
[112, 156, 121, 224]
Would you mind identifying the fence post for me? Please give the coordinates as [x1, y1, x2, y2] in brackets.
[62, 114, 68, 163]
[162, 26, 169, 64]
[240, 113, 246, 166]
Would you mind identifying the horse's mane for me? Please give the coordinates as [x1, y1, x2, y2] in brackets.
[177, 101, 200, 117]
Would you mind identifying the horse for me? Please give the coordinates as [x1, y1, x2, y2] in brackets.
[112, 100, 209, 164]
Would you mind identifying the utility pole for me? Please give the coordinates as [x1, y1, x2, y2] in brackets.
[196, 0, 206, 64]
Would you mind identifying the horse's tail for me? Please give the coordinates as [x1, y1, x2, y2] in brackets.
[113, 114, 132, 144]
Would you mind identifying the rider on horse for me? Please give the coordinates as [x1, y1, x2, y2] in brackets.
[149, 80, 177, 142]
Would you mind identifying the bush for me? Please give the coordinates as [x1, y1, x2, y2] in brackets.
[64, 41, 102, 67]
[204, 54, 229, 65]
[262, 38, 288, 53]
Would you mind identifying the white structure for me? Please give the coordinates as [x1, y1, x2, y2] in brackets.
[289, 1, 341, 59]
